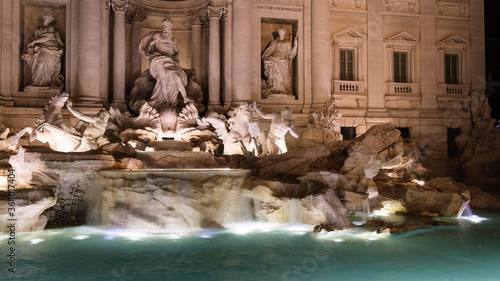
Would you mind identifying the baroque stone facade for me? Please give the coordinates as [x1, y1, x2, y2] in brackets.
[0, 0, 486, 170]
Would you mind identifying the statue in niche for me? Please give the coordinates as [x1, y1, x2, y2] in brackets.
[130, 17, 205, 140]
[261, 28, 298, 98]
[13, 92, 110, 152]
[21, 13, 64, 87]
[250, 103, 298, 155]
[139, 18, 192, 107]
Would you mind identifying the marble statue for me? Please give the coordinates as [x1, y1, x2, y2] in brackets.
[201, 103, 260, 155]
[317, 96, 343, 143]
[139, 18, 191, 108]
[21, 13, 64, 87]
[251, 103, 298, 155]
[66, 101, 110, 151]
[261, 28, 298, 97]
[0, 124, 18, 152]
[13, 92, 109, 152]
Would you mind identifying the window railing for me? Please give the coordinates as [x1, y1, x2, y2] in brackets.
[332, 80, 365, 94]
[438, 84, 469, 96]
[386, 82, 418, 95]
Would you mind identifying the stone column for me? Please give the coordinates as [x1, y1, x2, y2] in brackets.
[77, 0, 103, 105]
[0, 0, 14, 106]
[231, 0, 252, 103]
[128, 10, 145, 88]
[111, 0, 128, 110]
[208, 6, 225, 110]
[188, 13, 205, 85]
[311, 0, 331, 109]
[366, 0, 386, 115]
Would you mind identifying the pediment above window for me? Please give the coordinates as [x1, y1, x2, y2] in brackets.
[385, 31, 418, 48]
[331, 28, 364, 46]
[437, 34, 470, 50]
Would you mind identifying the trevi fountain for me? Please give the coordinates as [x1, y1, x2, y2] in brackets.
[1, 1, 500, 280]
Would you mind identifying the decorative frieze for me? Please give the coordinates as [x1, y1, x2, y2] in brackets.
[436, 0, 467, 16]
[257, 0, 303, 12]
[129, 0, 209, 16]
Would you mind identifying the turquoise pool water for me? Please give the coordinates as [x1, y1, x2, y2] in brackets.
[3, 210, 500, 281]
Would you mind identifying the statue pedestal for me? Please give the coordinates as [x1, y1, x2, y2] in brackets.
[15, 86, 64, 107]
[265, 93, 296, 103]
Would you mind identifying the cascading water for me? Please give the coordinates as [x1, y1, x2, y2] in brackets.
[362, 198, 371, 220]
[288, 198, 303, 224]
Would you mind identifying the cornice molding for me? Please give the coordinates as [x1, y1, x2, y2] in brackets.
[129, 0, 210, 16]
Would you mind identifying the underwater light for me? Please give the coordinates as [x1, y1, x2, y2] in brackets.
[30, 239, 44, 244]
[73, 235, 89, 240]
[333, 239, 344, 243]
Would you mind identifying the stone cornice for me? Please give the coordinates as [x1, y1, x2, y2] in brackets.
[330, 8, 367, 18]
[257, 0, 303, 12]
[129, 0, 210, 16]
[383, 12, 420, 21]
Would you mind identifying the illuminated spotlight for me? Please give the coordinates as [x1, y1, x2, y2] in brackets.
[73, 235, 89, 240]
[30, 239, 44, 244]
[412, 179, 425, 185]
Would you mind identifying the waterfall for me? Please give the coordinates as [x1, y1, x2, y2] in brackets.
[237, 192, 254, 222]
[288, 199, 303, 224]
[363, 198, 371, 220]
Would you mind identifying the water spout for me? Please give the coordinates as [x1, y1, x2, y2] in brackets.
[458, 201, 475, 217]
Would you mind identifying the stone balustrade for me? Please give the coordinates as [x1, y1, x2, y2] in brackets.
[386, 82, 418, 94]
[332, 80, 365, 94]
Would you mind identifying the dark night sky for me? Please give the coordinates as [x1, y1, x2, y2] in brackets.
[485, 0, 500, 120]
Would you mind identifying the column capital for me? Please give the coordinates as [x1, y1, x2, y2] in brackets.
[112, 0, 128, 12]
[207, 6, 226, 19]
[188, 11, 207, 26]
[126, 9, 146, 22]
